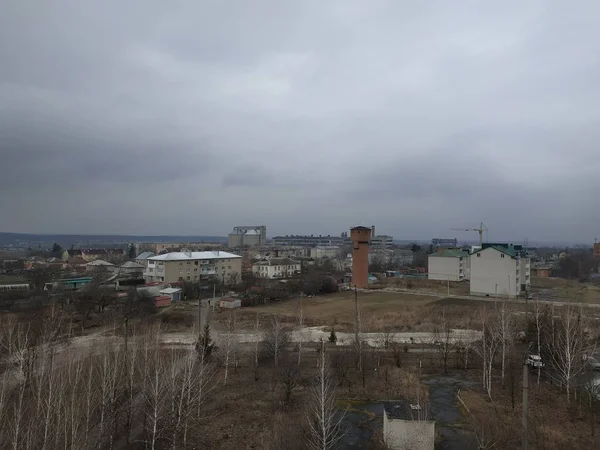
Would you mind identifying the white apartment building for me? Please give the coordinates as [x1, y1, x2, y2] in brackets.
[144, 251, 242, 284]
[370, 235, 393, 249]
[252, 257, 301, 279]
[470, 245, 530, 297]
[428, 250, 469, 281]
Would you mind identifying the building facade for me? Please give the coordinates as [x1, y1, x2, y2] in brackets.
[594, 243, 600, 258]
[272, 234, 347, 247]
[144, 251, 242, 284]
[228, 226, 267, 248]
[470, 244, 530, 297]
[370, 235, 393, 249]
[310, 246, 341, 259]
[428, 250, 469, 281]
[252, 258, 301, 279]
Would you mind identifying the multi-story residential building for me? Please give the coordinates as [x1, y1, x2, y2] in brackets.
[470, 244, 530, 297]
[370, 235, 393, 249]
[227, 226, 267, 248]
[310, 246, 341, 259]
[428, 249, 470, 281]
[138, 242, 223, 254]
[144, 251, 242, 284]
[272, 234, 348, 247]
[252, 257, 301, 279]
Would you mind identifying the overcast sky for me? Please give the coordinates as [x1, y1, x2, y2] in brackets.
[1, 1, 599, 242]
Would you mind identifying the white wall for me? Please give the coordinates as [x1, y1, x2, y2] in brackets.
[253, 263, 301, 279]
[470, 248, 519, 297]
[428, 256, 466, 281]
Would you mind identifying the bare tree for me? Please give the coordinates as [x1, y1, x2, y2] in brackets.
[263, 316, 289, 367]
[221, 313, 237, 385]
[457, 390, 501, 450]
[280, 360, 301, 406]
[380, 326, 395, 350]
[474, 308, 499, 399]
[254, 312, 260, 368]
[546, 303, 589, 401]
[432, 307, 456, 375]
[532, 296, 545, 386]
[306, 338, 345, 450]
[495, 297, 515, 387]
[582, 376, 600, 437]
[353, 289, 363, 372]
[142, 332, 169, 450]
[297, 302, 304, 365]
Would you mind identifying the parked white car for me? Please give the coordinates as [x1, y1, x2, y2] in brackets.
[526, 354, 544, 368]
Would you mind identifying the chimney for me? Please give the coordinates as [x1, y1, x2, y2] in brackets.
[371, 225, 376, 237]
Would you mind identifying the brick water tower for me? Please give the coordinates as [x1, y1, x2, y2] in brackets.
[351, 226, 372, 289]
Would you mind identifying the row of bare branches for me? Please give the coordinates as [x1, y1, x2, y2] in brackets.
[0, 310, 215, 450]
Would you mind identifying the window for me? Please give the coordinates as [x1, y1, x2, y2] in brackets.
[477, 253, 481, 257]
[186, 276, 190, 280]
[194, 261, 199, 266]
[500, 254, 505, 258]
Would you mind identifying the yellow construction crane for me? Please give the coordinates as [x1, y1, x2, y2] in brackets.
[450, 222, 488, 246]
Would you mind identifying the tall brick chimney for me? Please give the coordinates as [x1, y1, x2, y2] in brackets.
[350, 226, 372, 289]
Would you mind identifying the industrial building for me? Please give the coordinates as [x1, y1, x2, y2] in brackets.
[227, 226, 267, 248]
[144, 250, 242, 283]
[428, 249, 470, 281]
[431, 238, 458, 248]
[469, 243, 530, 297]
[351, 226, 371, 288]
[252, 257, 301, 279]
[272, 234, 347, 247]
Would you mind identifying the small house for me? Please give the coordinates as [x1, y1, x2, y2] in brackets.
[159, 287, 182, 302]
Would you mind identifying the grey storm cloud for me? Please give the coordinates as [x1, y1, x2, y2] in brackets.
[1, 0, 600, 242]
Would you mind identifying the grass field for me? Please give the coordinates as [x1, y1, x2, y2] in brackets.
[224, 290, 486, 332]
[0, 274, 28, 284]
[530, 276, 600, 303]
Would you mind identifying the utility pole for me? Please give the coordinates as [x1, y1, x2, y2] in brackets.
[522, 362, 529, 450]
[198, 294, 202, 339]
[354, 287, 362, 372]
[212, 283, 216, 312]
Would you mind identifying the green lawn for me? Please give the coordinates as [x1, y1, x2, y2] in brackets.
[0, 274, 28, 284]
